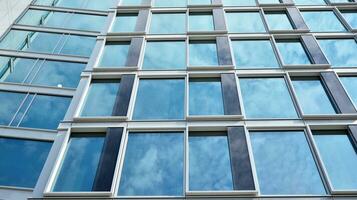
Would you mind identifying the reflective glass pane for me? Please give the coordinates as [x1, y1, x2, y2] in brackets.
[17, 9, 49, 26]
[46, 0, 116, 10]
[0, 137, 51, 188]
[313, 131, 357, 190]
[81, 80, 120, 117]
[99, 42, 130, 67]
[189, 78, 224, 116]
[150, 13, 186, 34]
[293, 0, 326, 5]
[133, 79, 185, 120]
[189, 0, 211, 5]
[53, 135, 105, 191]
[292, 78, 336, 114]
[111, 14, 138, 32]
[226, 12, 266, 33]
[302, 11, 347, 32]
[232, 40, 279, 68]
[239, 78, 298, 118]
[153, 0, 186, 7]
[189, 133, 233, 191]
[0, 91, 26, 125]
[118, 132, 184, 196]
[64, 13, 106, 32]
[265, 12, 294, 30]
[0, 30, 30, 50]
[121, 0, 142, 6]
[340, 77, 357, 108]
[259, 0, 281, 3]
[189, 13, 214, 31]
[318, 39, 357, 67]
[1, 57, 38, 84]
[60, 35, 96, 57]
[276, 41, 312, 65]
[83, 0, 117, 10]
[250, 131, 326, 195]
[341, 11, 357, 29]
[223, 0, 256, 6]
[143, 41, 186, 70]
[26, 32, 62, 54]
[189, 41, 219, 66]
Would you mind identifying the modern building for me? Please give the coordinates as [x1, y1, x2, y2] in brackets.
[0, 0, 356, 199]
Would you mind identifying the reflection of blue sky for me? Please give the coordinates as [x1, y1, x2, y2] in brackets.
[54, 136, 104, 191]
[266, 13, 293, 30]
[232, 40, 279, 68]
[250, 131, 326, 195]
[18, 10, 49, 26]
[342, 12, 357, 29]
[189, 79, 224, 115]
[143, 41, 186, 70]
[65, 13, 105, 32]
[133, 79, 184, 120]
[276, 42, 311, 65]
[150, 13, 186, 34]
[189, 14, 214, 31]
[292, 79, 336, 114]
[226, 12, 265, 33]
[302, 11, 346, 32]
[81, 82, 120, 116]
[239, 78, 298, 118]
[0, 137, 51, 188]
[27, 32, 62, 53]
[294, 0, 326, 5]
[318, 39, 357, 67]
[113, 15, 138, 32]
[340, 77, 357, 107]
[3, 57, 37, 83]
[258, 0, 280, 3]
[222, 0, 255, 6]
[189, 0, 211, 5]
[60, 35, 96, 57]
[0, 30, 32, 50]
[99, 43, 130, 67]
[119, 132, 184, 196]
[0, 91, 26, 125]
[55, 0, 116, 10]
[189, 42, 218, 66]
[120, 0, 142, 6]
[189, 134, 233, 191]
[313, 133, 357, 190]
[153, 0, 186, 7]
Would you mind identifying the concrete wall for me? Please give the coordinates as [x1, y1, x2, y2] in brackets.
[0, 0, 32, 36]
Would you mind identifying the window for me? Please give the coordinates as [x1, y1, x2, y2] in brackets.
[232, 40, 279, 68]
[0, 137, 51, 188]
[341, 11, 357, 29]
[189, 13, 214, 32]
[189, 132, 233, 191]
[340, 77, 357, 108]
[292, 78, 337, 114]
[265, 12, 294, 30]
[153, 0, 186, 7]
[111, 14, 138, 32]
[313, 131, 357, 190]
[57, 34, 96, 57]
[189, 0, 211, 5]
[250, 131, 326, 195]
[142, 41, 186, 70]
[330, 0, 356, 3]
[189, 78, 224, 116]
[318, 39, 357, 67]
[118, 132, 184, 196]
[222, 0, 256, 6]
[120, 0, 143, 6]
[239, 78, 298, 118]
[0, 91, 27, 126]
[99, 42, 130, 67]
[276, 40, 312, 65]
[133, 79, 185, 120]
[226, 12, 266, 33]
[35, 0, 117, 10]
[189, 41, 219, 66]
[301, 11, 347, 32]
[293, 0, 326, 5]
[149, 13, 186, 34]
[81, 80, 120, 117]
[258, 0, 282, 3]
[53, 135, 105, 191]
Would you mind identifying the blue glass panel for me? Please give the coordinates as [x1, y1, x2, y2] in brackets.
[52, 0, 116, 10]
[142, 41, 186, 70]
[340, 77, 357, 108]
[112, 15, 138, 32]
[189, 78, 224, 115]
[318, 39, 357, 67]
[226, 12, 266, 33]
[84, 0, 117, 10]
[99, 42, 130, 67]
[189, 41, 219, 66]
[292, 79, 336, 114]
[0, 91, 26, 125]
[133, 79, 185, 120]
[302, 11, 347, 32]
[9, 94, 34, 127]
[26, 32, 62, 54]
[150, 13, 186, 34]
[81, 81, 120, 117]
[189, 13, 214, 31]
[313, 132, 357, 190]
[17, 9, 49, 26]
[118, 132, 184, 196]
[42, 12, 67, 28]
[19, 95, 71, 129]
[53, 136, 105, 191]
[276, 41, 312, 65]
[1, 57, 39, 84]
[189, 0, 211, 5]
[239, 78, 298, 118]
[121, 0, 143, 6]
[64, 13, 106, 32]
[232, 40, 279, 68]
[223, 0, 256, 6]
[34, 0, 55, 6]
[0, 137, 51, 188]
[259, 0, 281, 3]
[250, 131, 326, 195]
[294, 0, 326, 5]
[153, 0, 186, 7]
[266, 13, 294, 30]
[341, 12, 357, 29]
[60, 35, 96, 57]
[0, 30, 32, 50]
[189, 133, 233, 191]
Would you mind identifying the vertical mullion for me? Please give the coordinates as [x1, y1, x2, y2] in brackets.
[112, 74, 135, 116]
[216, 36, 233, 66]
[221, 73, 241, 115]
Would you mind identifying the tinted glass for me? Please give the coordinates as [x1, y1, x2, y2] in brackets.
[259, 0, 281, 3]
[318, 39, 357, 67]
[189, 78, 224, 115]
[153, 0, 186, 7]
[265, 13, 294, 30]
[189, 0, 211, 5]
[341, 11, 357, 29]
[81, 81, 120, 117]
[150, 13, 186, 34]
[250, 131, 326, 195]
[189, 41, 219, 66]
[0, 91, 26, 125]
[35, 0, 116, 10]
[60, 35, 96, 57]
[302, 11, 346, 32]
[17, 9, 49, 26]
[26, 32, 62, 54]
[133, 79, 185, 120]
[313, 131, 357, 190]
[143, 41, 186, 70]
[294, 0, 326, 5]
[99, 42, 130, 67]
[239, 78, 298, 118]
[292, 79, 336, 114]
[121, 0, 143, 6]
[0, 57, 38, 84]
[276, 41, 312, 65]
[232, 40, 279, 68]
[223, 0, 256, 6]
[53, 136, 105, 191]
[112, 15, 138, 32]
[118, 132, 184, 196]
[226, 12, 266, 33]
[340, 77, 357, 108]
[189, 13, 214, 31]
[0, 30, 30, 50]
[189, 133, 233, 191]
[0, 137, 51, 188]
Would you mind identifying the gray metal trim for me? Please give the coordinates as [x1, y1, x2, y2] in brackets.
[286, 7, 308, 30]
[101, 11, 116, 35]
[142, 0, 152, 7]
[12, 25, 99, 37]
[282, 0, 294, 4]
[348, 125, 357, 147]
[135, 9, 149, 32]
[213, 8, 226, 31]
[212, 0, 222, 5]
[85, 39, 105, 71]
[28, 5, 109, 15]
[301, 35, 329, 65]
[221, 74, 241, 115]
[320, 72, 357, 114]
[216, 36, 233, 66]
[0, 83, 75, 97]
[112, 74, 135, 116]
[125, 37, 144, 67]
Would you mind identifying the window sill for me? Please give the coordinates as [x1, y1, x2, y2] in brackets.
[94, 66, 138, 72]
[188, 65, 234, 70]
[73, 116, 128, 123]
[302, 113, 357, 120]
[186, 190, 258, 196]
[43, 191, 112, 197]
[187, 115, 243, 121]
[282, 64, 330, 69]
